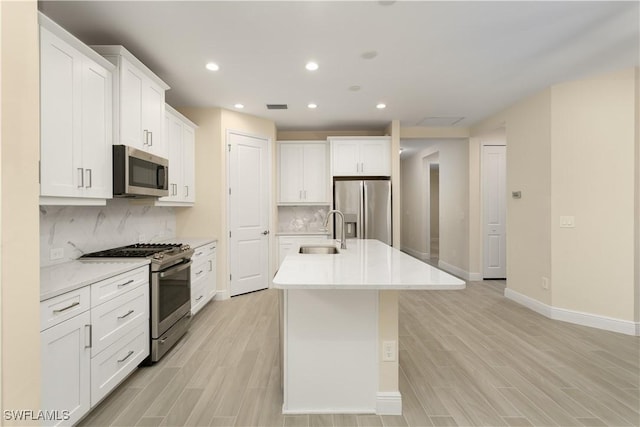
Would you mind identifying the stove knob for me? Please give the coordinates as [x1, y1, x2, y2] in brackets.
[182, 245, 191, 251]
[154, 253, 164, 259]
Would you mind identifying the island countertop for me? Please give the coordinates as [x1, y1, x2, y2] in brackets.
[272, 239, 465, 290]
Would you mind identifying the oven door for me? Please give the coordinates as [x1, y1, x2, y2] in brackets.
[151, 260, 192, 338]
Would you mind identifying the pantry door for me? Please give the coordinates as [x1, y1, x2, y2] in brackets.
[228, 131, 270, 296]
[482, 145, 506, 279]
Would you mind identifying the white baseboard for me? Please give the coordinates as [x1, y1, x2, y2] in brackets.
[376, 391, 402, 415]
[437, 260, 470, 281]
[468, 272, 483, 281]
[504, 288, 640, 336]
[282, 405, 375, 415]
[214, 290, 230, 301]
[400, 247, 430, 262]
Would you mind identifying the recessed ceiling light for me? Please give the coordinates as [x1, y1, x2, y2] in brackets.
[205, 62, 219, 71]
[307, 103, 318, 109]
[349, 85, 361, 92]
[376, 103, 387, 109]
[234, 103, 244, 109]
[361, 51, 378, 60]
[305, 61, 319, 71]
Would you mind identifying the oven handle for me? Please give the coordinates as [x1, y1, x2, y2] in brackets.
[159, 260, 192, 278]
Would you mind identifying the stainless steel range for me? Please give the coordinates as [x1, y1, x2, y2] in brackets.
[82, 243, 195, 362]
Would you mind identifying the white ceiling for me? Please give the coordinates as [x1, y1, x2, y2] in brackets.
[39, 1, 639, 131]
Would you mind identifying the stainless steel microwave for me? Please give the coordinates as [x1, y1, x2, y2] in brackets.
[113, 145, 169, 198]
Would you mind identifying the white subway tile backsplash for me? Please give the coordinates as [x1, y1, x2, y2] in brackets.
[40, 199, 176, 267]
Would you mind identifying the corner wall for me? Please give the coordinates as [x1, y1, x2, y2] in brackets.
[1, 0, 41, 419]
[175, 108, 276, 298]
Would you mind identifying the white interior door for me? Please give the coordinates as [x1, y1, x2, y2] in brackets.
[228, 131, 270, 296]
[482, 145, 507, 278]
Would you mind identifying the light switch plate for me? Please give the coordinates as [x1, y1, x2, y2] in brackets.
[560, 216, 575, 228]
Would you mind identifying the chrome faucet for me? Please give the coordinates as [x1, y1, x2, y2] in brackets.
[323, 210, 347, 249]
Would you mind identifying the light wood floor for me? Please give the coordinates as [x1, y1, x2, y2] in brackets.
[80, 281, 640, 427]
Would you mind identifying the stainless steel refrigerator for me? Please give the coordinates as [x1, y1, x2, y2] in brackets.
[333, 178, 392, 246]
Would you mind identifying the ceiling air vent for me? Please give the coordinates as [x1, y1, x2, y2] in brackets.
[416, 117, 465, 126]
[266, 104, 288, 110]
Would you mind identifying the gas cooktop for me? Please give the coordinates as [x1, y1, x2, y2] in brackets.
[81, 243, 193, 263]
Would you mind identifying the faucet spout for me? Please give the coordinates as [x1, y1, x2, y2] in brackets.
[323, 210, 347, 249]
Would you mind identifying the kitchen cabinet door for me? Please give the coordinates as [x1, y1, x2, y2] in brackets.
[182, 125, 196, 203]
[120, 58, 145, 150]
[81, 58, 112, 199]
[142, 81, 166, 157]
[331, 140, 360, 176]
[41, 310, 91, 426]
[39, 26, 83, 198]
[301, 143, 328, 203]
[279, 144, 304, 203]
[159, 113, 183, 203]
[360, 139, 391, 176]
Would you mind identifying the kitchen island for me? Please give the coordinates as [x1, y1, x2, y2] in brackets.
[272, 239, 465, 415]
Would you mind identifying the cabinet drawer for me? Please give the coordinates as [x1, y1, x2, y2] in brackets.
[91, 284, 148, 357]
[91, 321, 148, 407]
[191, 242, 216, 265]
[40, 286, 91, 332]
[91, 266, 148, 306]
[191, 275, 208, 315]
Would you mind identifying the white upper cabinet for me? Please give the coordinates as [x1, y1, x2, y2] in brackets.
[156, 105, 197, 206]
[92, 45, 170, 158]
[329, 137, 391, 177]
[278, 141, 329, 204]
[39, 14, 114, 206]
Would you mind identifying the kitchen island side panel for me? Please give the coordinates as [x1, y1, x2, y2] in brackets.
[284, 289, 378, 413]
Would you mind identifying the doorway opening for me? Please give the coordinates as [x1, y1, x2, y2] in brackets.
[429, 163, 440, 264]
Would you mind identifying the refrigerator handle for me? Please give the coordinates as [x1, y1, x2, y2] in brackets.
[360, 181, 366, 239]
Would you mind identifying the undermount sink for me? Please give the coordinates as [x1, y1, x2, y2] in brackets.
[299, 245, 340, 255]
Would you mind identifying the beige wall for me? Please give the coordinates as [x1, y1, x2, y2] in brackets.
[472, 90, 553, 304]
[550, 69, 636, 321]
[472, 68, 638, 323]
[175, 108, 276, 297]
[277, 129, 384, 141]
[1, 0, 41, 419]
[400, 140, 469, 276]
[636, 67, 640, 323]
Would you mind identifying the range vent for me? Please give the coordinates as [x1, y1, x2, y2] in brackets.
[266, 104, 288, 110]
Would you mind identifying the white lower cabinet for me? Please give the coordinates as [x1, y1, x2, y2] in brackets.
[191, 241, 217, 315]
[41, 310, 91, 427]
[40, 265, 149, 425]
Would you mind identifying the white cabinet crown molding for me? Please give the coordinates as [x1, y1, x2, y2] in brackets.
[91, 45, 169, 90]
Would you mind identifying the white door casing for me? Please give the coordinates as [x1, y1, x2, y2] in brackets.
[482, 145, 507, 278]
[228, 131, 270, 296]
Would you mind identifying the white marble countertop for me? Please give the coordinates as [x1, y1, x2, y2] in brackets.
[273, 239, 466, 290]
[41, 259, 150, 302]
[159, 236, 217, 249]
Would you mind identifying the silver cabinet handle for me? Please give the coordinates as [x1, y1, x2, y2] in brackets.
[196, 295, 204, 302]
[143, 130, 149, 146]
[209, 245, 215, 250]
[196, 270, 204, 276]
[54, 301, 80, 313]
[304, 190, 307, 199]
[173, 184, 177, 196]
[117, 350, 135, 363]
[85, 324, 92, 349]
[185, 185, 189, 197]
[117, 309, 134, 320]
[77, 168, 84, 188]
[118, 279, 135, 288]
[85, 169, 92, 188]
[208, 260, 213, 272]
[195, 251, 203, 257]
[149, 131, 153, 146]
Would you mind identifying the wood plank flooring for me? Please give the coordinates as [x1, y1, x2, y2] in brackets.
[80, 281, 640, 427]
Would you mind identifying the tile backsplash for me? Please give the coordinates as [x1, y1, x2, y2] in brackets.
[278, 206, 329, 232]
[40, 199, 176, 267]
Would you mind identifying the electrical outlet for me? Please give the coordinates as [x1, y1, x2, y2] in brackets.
[382, 341, 396, 362]
[541, 277, 549, 290]
[559, 216, 575, 228]
[50, 248, 64, 260]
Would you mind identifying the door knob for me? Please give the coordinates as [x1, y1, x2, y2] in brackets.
[262, 230, 270, 235]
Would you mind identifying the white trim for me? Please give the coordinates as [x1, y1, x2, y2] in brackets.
[504, 288, 640, 336]
[214, 290, 230, 301]
[437, 260, 470, 282]
[400, 247, 430, 262]
[282, 406, 375, 415]
[376, 391, 402, 415]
